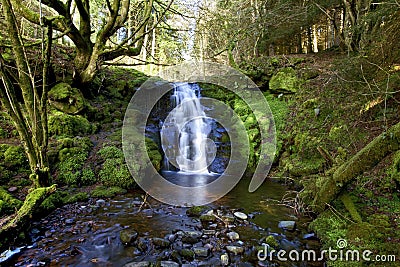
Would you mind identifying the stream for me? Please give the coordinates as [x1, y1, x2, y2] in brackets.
[8, 179, 323, 267]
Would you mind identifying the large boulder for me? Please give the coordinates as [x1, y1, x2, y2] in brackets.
[48, 83, 84, 114]
[269, 67, 302, 93]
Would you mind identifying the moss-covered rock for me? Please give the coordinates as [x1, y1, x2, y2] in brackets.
[48, 111, 95, 137]
[269, 67, 302, 93]
[48, 83, 85, 114]
[56, 137, 93, 185]
[91, 185, 127, 198]
[3, 145, 28, 169]
[0, 187, 23, 216]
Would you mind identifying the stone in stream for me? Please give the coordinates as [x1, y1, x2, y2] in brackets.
[95, 199, 106, 206]
[278, 220, 296, 231]
[120, 229, 138, 245]
[220, 253, 230, 266]
[65, 218, 75, 225]
[233, 212, 248, 220]
[193, 247, 209, 257]
[222, 214, 235, 222]
[227, 231, 240, 241]
[226, 245, 244, 255]
[179, 248, 195, 260]
[199, 214, 216, 222]
[152, 237, 170, 248]
[160, 261, 179, 267]
[123, 262, 150, 267]
[186, 206, 209, 217]
[182, 231, 202, 244]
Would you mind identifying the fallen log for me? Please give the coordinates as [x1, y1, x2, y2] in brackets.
[312, 122, 400, 211]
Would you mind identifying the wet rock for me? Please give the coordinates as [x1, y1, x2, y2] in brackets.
[120, 229, 138, 245]
[303, 233, 317, 240]
[199, 214, 216, 222]
[222, 214, 235, 223]
[44, 231, 52, 238]
[137, 237, 148, 251]
[166, 234, 177, 242]
[278, 221, 296, 231]
[0, 247, 24, 264]
[8, 186, 17, 192]
[123, 261, 150, 267]
[226, 245, 244, 255]
[96, 199, 106, 206]
[186, 206, 208, 217]
[193, 247, 209, 257]
[65, 218, 74, 225]
[265, 235, 279, 248]
[227, 231, 240, 241]
[179, 248, 195, 260]
[234, 212, 248, 220]
[279, 238, 297, 251]
[152, 237, 170, 248]
[203, 229, 216, 235]
[160, 261, 179, 267]
[220, 253, 230, 266]
[182, 231, 202, 244]
[48, 83, 84, 114]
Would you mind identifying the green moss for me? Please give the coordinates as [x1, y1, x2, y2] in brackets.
[265, 235, 279, 249]
[40, 190, 67, 211]
[64, 192, 89, 204]
[48, 111, 95, 137]
[186, 205, 208, 217]
[91, 185, 127, 198]
[81, 168, 96, 185]
[48, 83, 85, 114]
[4, 145, 27, 169]
[145, 138, 162, 171]
[0, 187, 23, 216]
[340, 193, 362, 223]
[58, 151, 87, 185]
[269, 67, 303, 93]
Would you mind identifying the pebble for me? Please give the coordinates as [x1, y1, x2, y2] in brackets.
[278, 221, 296, 231]
[120, 229, 139, 245]
[96, 199, 106, 206]
[123, 261, 150, 267]
[152, 237, 170, 248]
[226, 245, 244, 255]
[220, 253, 229, 266]
[65, 218, 74, 225]
[233, 212, 248, 220]
[8, 186, 17, 192]
[160, 261, 179, 267]
[227, 231, 240, 241]
[193, 247, 209, 257]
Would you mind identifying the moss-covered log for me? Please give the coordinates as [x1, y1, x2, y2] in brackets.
[312, 122, 400, 211]
[0, 185, 56, 245]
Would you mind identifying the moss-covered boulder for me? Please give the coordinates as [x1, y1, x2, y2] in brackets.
[269, 67, 302, 93]
[0, 187, 23, 216]
[48, 83, 85, 114]
[3, 145, 28, 170]
[48, 111, 95, 137]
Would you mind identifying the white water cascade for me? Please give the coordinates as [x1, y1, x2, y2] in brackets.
[161, 83, 214, 173]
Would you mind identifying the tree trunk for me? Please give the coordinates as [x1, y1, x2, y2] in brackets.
[311, 122, 400, 211]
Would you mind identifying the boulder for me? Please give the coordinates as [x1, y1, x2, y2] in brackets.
[48, 82, 85, 114]
[269, 67, 301, 93]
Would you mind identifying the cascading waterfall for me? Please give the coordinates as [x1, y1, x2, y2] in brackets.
[161, 83, 212, 173]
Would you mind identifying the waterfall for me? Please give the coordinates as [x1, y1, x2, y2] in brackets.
[161, 83, 213, 173]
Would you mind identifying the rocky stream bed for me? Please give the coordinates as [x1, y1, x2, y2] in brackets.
[1, 180, 324, 267]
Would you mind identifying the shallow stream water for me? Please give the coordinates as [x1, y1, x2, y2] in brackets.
[8, 178, 323, 267]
